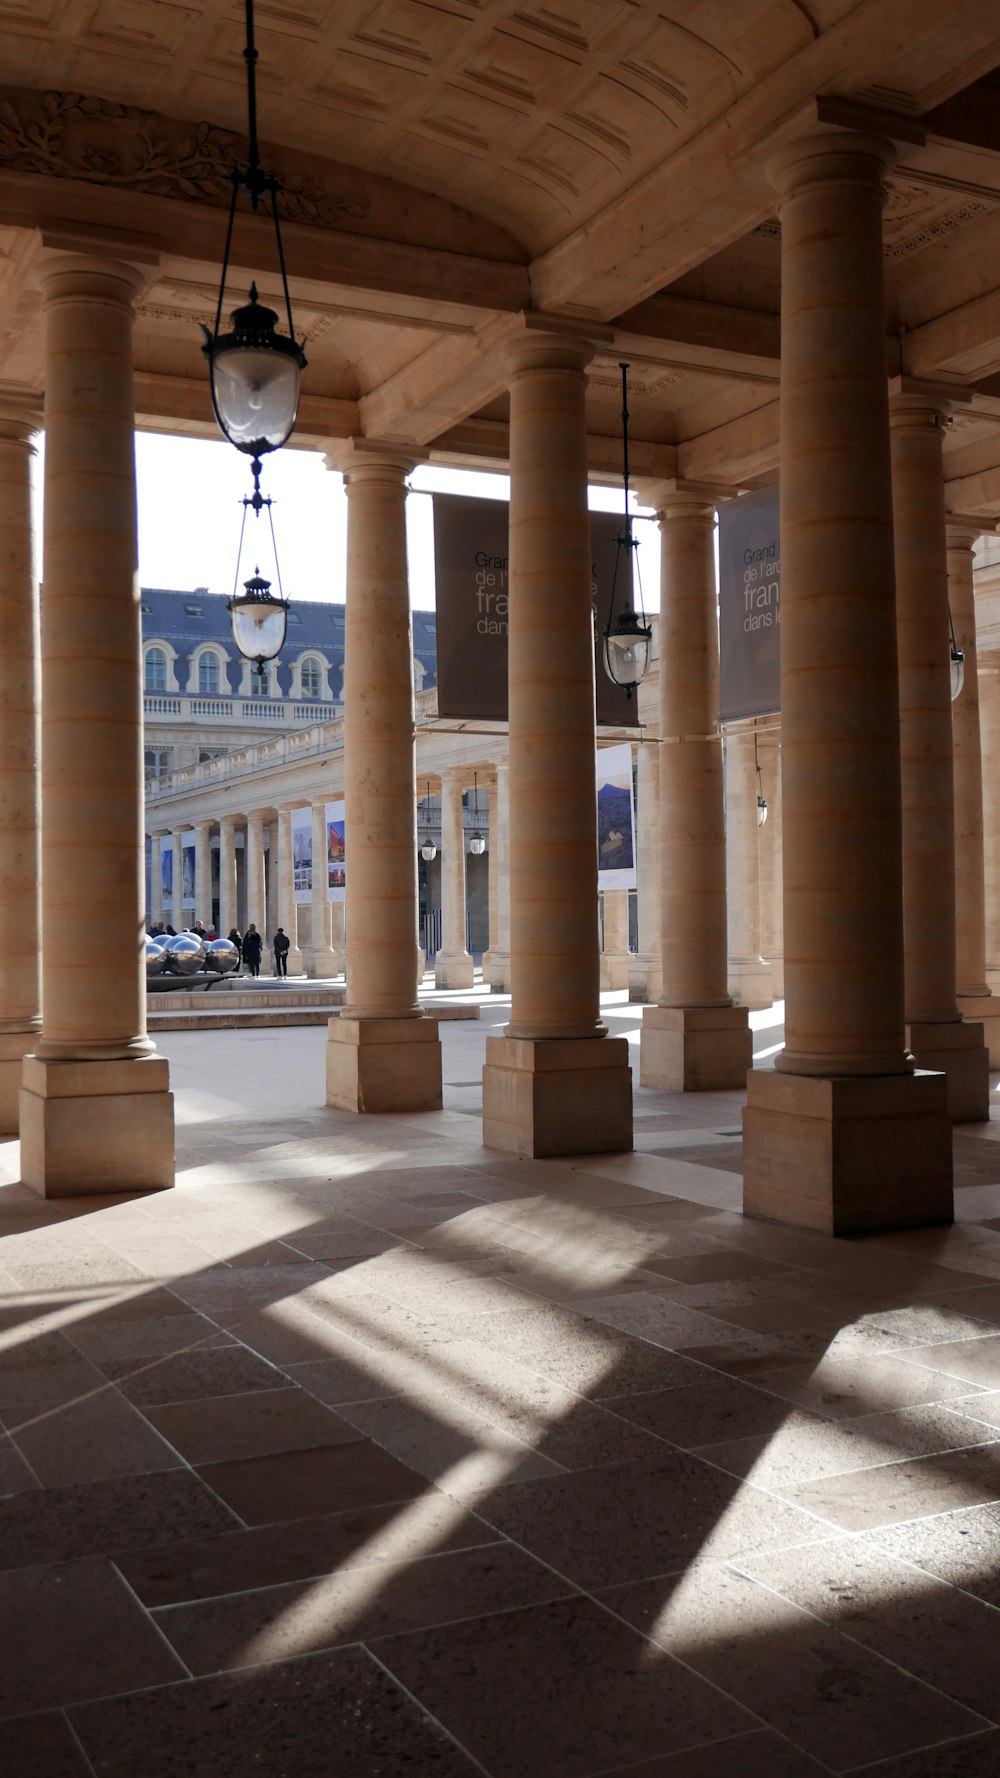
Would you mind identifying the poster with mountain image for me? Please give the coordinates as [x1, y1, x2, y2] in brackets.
[597, 742, 636, 891]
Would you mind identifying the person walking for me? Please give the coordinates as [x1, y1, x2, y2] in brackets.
[272, 927, 290, 978]
[227, 927, 242, 968]
[242, 924, 262, 978]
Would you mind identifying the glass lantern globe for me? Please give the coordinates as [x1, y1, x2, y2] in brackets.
[229, 570, 288, 668]
[757, 795, 768, 828]
[604, 608, 652, 696]
[469, 832, 486, 856]
[420, 838, 437, 862]
[951, 641, 965, 702]
[204, 286, 306, 456]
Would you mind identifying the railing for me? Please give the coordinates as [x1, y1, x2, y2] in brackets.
[144, 694, 336, 727]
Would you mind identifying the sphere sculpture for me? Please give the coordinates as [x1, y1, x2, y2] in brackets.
[204, 937, 240, 975]
[163, 931, 206, 976]
[145, 935, 169, 976]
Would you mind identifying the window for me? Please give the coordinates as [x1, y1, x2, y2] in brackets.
[301, 656, 322, 698]
[145, 647, 167, 692]
[198, 652, 220, 695]
[144, 746, 172, 781]
[184, 603, 203, 617]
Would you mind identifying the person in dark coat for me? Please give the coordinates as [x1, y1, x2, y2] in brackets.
[242, 924, 262, 977]
[272, 927, 290, 978]
[228, 927, 243, 965]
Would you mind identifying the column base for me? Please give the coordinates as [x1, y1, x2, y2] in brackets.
[640, 1004, 751, 1092]
[628, 955, 662, 1005]
[326, 1015, 442, 1113]
[958, 993, 1000, 1068]
[765, 957, 785, 1000]
[310, 949, 343, 979]
[434, 952, 474, 990]
[907, 1018, 990, 1123]
[599, 953, 630, 991]
[0, 1029, 37, 1136]
[727, 960, 774, 1009]
[486, 950, 511, 992]
[20, 1055, 175, 1198]
[742, 1067, 952, 1235]
[482, 1034, 632, 1158]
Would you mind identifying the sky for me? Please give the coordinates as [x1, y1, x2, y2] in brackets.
[128, 430, 662, 614]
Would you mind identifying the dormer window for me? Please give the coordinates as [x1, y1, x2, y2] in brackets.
[145, 646, 167, 693]
[301, 655, 322, 699]
[198, 652, 221, 695]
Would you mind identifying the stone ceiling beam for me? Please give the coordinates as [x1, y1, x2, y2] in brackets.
[907, 287, 1000, 382]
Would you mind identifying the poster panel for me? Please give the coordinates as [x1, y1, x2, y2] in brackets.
[181, 828, 196, 911]
[325, 799, 345, 903]
[291, 806, 312, 904]
[433, 493, 643, 726]
[597, 742, 636, 891]
[160, 839, 172, 904]
[718, 486, 781, 722]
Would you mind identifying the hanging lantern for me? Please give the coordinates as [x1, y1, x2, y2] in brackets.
[469, 771, 486, 855]
[603, 361, 652, 699]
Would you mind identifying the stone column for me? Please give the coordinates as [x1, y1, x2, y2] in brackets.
[600, 890, 631, 990]
[149, 832, 166, 927]
[982, 650, 1000, 988]
[309, 799, 339, 977]
[640, 489, 751, 1090]
[758, 731, 784, 999]
[21, 253, 173, 1195]
[950, 519, 1000, 1061]
[726, 730, 773, 1009]
[194, 820, 213, 931]
[245, 809, 269, 971]
[0, 402, 41, 1133]
[435, 767, 474, 988]
[482, 323, 631, 1155]
[276, 805, 304, 973]
[171, 825, 185, 932]
[742, 132, 951, 1234]
[482, 780, 499, 980]
[486, 760, 511, 991]
[890, 390, 987, 1120]
[629, 739, 662, 1003]
[325, 443, 441, 1110]
[218, 815, 238, 940]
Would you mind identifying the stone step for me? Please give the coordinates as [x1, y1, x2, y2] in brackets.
[147, 998, 480, 1032]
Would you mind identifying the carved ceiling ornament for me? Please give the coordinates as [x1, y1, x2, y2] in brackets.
[0, 87, 369, 230]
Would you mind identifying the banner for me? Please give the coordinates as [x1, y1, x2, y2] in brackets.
[597, 742, 636, 891]
[433, 493, 644, 727]
[291, 806, 312, 905]
[718, 486, 781, 722]
[160, 839, 173, 904]
[181, 829, 196, 910]
[326, 800, 345, 903]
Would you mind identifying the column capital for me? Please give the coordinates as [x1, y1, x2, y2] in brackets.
[642, 479, 721, 520]
[324, 438, 417, 480]
[0, 391, 43, 443]
[765, 127, 897, 203]
[946, 513, 985, 548]
[487, 310, 610, 380]
[194, 818, 214, 835]
[35, 252, 150, 311]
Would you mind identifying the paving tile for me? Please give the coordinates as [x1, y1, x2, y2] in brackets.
[591, 1731, 833, 1776]
[612, 1372, 811, 1450]
[0, 1710, 97, 1776]
[70, 1646, 482, 1777]
[373, 1594, 755, 1778]
[105, 1344, 288, 1405]
[698, 1402, 998, 1491]
[736, 1536, 1000, 1719]
[0, 1468, 239, 1571]
[638, 1250, 797, 1285]
[471, 1450, 832, 1589]
[333, 1391, 565, 1494]
[0, 1341, 107, 1415]
[119, 1498, 501, 1607]
[861, 1502, 1000, 1609]
[285, 1351, 403, 1405]
[144, 1386, 358, 1464]
[168, 1261, 335, 1319]
[6, 1386, 184, 1486]
[0, 1557, 184, 1718]
[155, 1540, 576, 1674]
[226, 1299, 367, 1364]
[0, 1429, 39, 1493]
[452, 1303, 712, 1400]
[902, 1333, 1000, 1387]
[748, 1351, 989, 1419]
[597, 1564, 988, 1771]
[64, 1310, 226, 1364]
[781, 1443, 1000, 1531]
[196, 1439, 429, 1525]
[845, 1730, 1000, 1774]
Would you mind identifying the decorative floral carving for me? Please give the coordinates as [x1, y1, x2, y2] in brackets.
[0, 88, 368, 227]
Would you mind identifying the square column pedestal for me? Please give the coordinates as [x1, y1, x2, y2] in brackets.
[483, 1035, 632, 1158]
[957, 997, 1000, 1071]
[743, 1068, 952, 1236]
[0, 1032, 33, 1136]
[20, 1056, 174, 1198]
[434, 954, 474, 991]
[907, 1018, 989, 1123]
[640, 1005, 752, 1092]
[326, 1015, 442, 1113]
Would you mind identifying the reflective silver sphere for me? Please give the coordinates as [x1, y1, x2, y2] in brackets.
[204, 937, 240, 975]
[164, 932, 206, 975]
[145, 936, 168, 976]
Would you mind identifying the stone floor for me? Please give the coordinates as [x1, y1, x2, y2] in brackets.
[4, 992, 1000, 1776]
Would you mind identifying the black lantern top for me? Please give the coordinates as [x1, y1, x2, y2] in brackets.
[603, 362, 652, 700]
[202, 0, 307, 459]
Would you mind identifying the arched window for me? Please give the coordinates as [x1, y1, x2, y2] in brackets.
[145, 646, 167, 693]
[301, 656, 322, 699]
[198, 652, 221, 695]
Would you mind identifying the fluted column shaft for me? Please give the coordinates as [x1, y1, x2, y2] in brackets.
[194, 821, 212, 930]
[246, 810, 267, 961]
[170, 826, 184, 932]
[949, 521, 990, 997]
[218, 816, 238, 939]
[277, 806, 303, 970]
[0, 407, 41, 1129]
[505, 335, 602, 1040]
[340, 449, 420, 1018]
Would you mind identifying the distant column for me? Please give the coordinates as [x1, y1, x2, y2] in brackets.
[757, 731, 784, 1000]
[482, 780, 499, 981]
[600, 889, 631, 990]
[194, 820, 213, 930]
[949, 518, 1000, 1062]
[218, 815, 238, 940]
[629, 739, 661, 1004]
[309, 799, 338, 976]
[726, 730, 773, 1009]
[0, 402, 41, 1133]
[246, 809, 267, 969]
[276, 805, 304, 973]
[487, 759, 511, 992]
[436, 767, 474, 988]
[171, 825, 185, 932]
